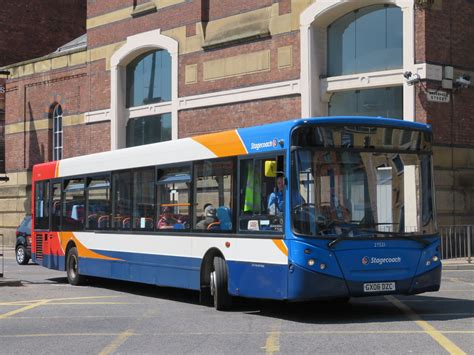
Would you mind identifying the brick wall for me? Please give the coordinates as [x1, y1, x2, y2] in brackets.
[414, 0, 474, 147]
[206, 0, 272, 20]
[179, 96, 301, 137]
[416, 0, 474, 225]
[88, 0, 130, 18]
[0, 0, 86, 67]
[5, 66, 92, 171]
[179, 33, 300, 97]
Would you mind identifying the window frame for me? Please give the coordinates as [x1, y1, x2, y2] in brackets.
[125, 49, 172, 109]
[237, 151, 286, 236]
[85, 172, 112, 231]
[34, 180, 51, 232]
[131, 166, 156, 232]
[192, 157, 237, 234]
[52, 104, 63, 161]
[155, 162, 193, 233]
[62, 177, 86, 232]
[111, 169, 133, 232]
[50, 179, 63, 231]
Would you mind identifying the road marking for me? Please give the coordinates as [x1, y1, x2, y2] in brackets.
[0, 299, 50, 319]
[386, 295, 467, 355]
[0, 296, 125, 320]
[42, 302, 137, 305]
[99, 329, 135, 355]
[97, 303, 156, 355]
[0, 330, 472, 338]
[0, 333, 124, 338]
[262, 321, 282, 354]
[0, 295, 121, 305]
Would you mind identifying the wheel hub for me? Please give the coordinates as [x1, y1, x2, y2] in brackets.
[17, 248, 24, 263]
[210, 271, 216, 296]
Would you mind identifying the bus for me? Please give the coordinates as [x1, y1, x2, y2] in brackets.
[31, 117, 441, 310]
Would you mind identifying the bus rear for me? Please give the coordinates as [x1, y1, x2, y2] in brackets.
[286, 119, 440, 300]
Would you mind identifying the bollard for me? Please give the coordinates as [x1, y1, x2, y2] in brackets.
[468, 226, 472, 264]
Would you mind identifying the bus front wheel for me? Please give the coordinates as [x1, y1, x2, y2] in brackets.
[66, 247, 84, 286]
[210, 257, 231, 311]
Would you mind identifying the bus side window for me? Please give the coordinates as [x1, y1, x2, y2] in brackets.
[239, 156, 284, 233]
[156, 166, 191, 231]
[34, 181, 50, 230]
[193, 159, 234, 232]
[51, 182, 62, 231]
[132, 168, 155, 231]
[63, 179, 85, 231]
[87, 176, 111, 230]
[112, 171, 132, 231]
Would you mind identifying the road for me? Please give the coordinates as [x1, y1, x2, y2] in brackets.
[1, 251, 473, 354]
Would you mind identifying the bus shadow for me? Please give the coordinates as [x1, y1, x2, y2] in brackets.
[46, 276, 201, 305]
[44, 276, 474, 324]
[250, 295, 474, 324]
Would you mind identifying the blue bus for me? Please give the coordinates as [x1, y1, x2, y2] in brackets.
[32, 117, 441, 310]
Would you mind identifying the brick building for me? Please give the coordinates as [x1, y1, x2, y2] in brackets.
[0, 0, 473, 245]
[0, 0, 86, 240]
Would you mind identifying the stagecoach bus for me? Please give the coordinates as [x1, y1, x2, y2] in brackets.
[31, 117, 441, 310]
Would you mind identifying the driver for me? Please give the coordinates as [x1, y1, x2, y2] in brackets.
[268, 176, 284, 215]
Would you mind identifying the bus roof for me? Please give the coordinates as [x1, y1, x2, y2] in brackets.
[32, 116, 432, 181]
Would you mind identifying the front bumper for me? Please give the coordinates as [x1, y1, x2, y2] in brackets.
[288, 264, 442, 301]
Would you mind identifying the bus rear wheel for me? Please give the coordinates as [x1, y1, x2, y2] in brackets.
[210, 257, 231, 311]
[66, 247, 84, 286]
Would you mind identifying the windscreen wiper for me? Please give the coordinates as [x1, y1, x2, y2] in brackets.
[326, 226, 359, 249]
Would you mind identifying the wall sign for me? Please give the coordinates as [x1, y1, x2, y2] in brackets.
[426, 89, 450, 103]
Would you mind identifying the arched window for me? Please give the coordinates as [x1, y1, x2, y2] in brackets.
[126, 49, 172, 108]
[327, 5, 403, 76]
[126, 113, 171, 147]
[52, 104, 63, 160]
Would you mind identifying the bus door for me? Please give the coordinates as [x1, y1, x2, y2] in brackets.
[34, 180, 49, 267]
[46, 181, 62, 269]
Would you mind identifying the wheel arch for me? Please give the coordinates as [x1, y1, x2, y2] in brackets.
[64, 240, 77, 271]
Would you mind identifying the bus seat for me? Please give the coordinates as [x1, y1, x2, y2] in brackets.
[122, 217, 131, 229]
[98, 215, 109, 229]
[207, 221, 221, 230]
[173, 223, 185, 229]
[217, 207, 232, 231]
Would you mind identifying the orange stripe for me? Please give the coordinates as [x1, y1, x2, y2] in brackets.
[192, 130, 247, 157]
[272, 239, 288, 257]
[54, 161, 60, 178]
[60, 232, 121, 261]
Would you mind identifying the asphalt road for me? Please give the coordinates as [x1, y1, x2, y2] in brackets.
[1, 251, 473, 355]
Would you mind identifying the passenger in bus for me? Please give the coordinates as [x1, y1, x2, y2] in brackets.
[157, 207, 178, 229]
[196, 204, 218, 230]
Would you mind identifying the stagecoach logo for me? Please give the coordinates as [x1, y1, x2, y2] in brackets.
[362, 256, 402, 265]
[250, 138, 278, 151]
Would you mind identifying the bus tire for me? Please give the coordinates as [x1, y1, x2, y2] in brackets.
[211, 257, 231, 311]
[66, 247, 84, 286]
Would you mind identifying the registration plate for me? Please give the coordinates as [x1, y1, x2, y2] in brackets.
[363, 282, 396, 293]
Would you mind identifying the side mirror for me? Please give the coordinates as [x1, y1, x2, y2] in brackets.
[264, 160, 277, 177]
